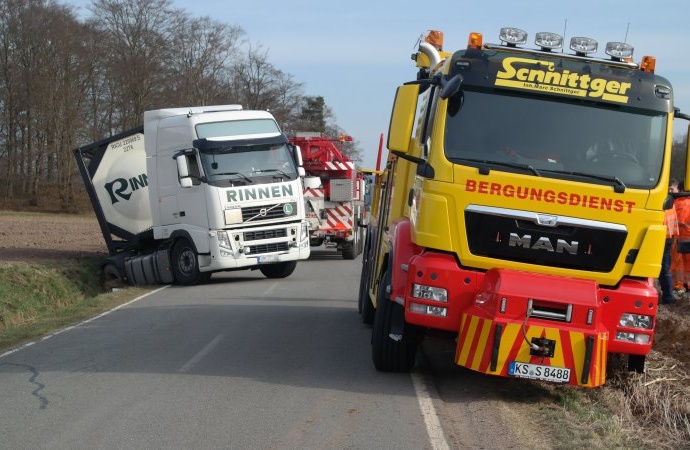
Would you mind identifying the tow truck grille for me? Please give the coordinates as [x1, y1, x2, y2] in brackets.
[465, 206, 627, 272]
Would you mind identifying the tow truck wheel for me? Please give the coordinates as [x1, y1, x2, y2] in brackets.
[357, 255, 374, 324]
[171, 238, 203, 285]
[342, 241, 356, 260]
[356, 227, 365, 256]
[343, 229, 358, 260]
[628, 354, 646, 373]
[259, 261, 297, 278]
[372, 270, 417, 372]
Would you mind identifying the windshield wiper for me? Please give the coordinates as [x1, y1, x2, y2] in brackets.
[450, 158, 541, 176]
[256, 168, 291, 179]
[213, 171, 253, 184]
[543, 170, 626, 193]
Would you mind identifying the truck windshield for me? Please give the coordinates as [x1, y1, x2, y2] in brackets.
[199, 142, 298, 186]
[444, 90, 667, 189]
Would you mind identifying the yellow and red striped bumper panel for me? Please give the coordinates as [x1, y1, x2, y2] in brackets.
[455, 314, 608, 387]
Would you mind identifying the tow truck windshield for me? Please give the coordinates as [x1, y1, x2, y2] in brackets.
[444, 90, 666, 189]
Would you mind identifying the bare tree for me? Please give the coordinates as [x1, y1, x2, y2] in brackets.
[0, 0, 88, 207]
[166, 16, 244, 106]
[0, 0, 353, 210]
[89, 0, 178, 129]
[230, 44, 305, 132]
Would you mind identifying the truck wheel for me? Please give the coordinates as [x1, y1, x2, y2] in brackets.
[358, 259, 375, 324]
[628, 354, 646, 373]
[342, 230, 358, 260]
[102, 263, 124, 290]
[171, 238, 203, 285]
[372, 270, 417, 372]
[260, 261, 297, 278]
[356, 227, 365, 256]
[342, 243, 356, 260]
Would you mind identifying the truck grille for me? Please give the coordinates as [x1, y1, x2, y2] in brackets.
[464, 205, 627, 272]
[244, 228, 287, 241]
[248, 242, 290, 255]
[242, 202, 297, 222]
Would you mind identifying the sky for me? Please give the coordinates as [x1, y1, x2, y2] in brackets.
[67, 0, 690, 170]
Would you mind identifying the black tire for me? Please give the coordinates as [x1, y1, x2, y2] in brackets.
[372, 270, 417, 372]
[357, 253, 375, 325]
[259, 260, 297, 278]
[356, 227, 365, 256]
[342, 228, 358, 260]
[628, 354, 646, 373]
[171, 238, 204, 285]
[342, 241, 356, 260]
[102, 263, 124, 290]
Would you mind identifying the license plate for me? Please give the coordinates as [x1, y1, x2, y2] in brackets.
[508, 361, 570, 383]
[258, 255, 279, 264]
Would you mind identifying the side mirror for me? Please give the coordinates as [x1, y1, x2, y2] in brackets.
[290, 143, 304, 167]
[174, 152, 192, 188]
[387, 84, 420, 154]
[439, 74, 463, 99]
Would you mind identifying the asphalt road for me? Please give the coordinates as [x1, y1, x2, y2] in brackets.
[0, 248, 539, 450]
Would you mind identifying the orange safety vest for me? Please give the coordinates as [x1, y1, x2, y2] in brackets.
[674, 197, 690, 239]
[665, 206, 679, 238]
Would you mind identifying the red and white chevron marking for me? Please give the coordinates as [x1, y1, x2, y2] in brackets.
[304, 188, 325, 198]
[324, 161, 355, 171]
[324, 203, 353, 231]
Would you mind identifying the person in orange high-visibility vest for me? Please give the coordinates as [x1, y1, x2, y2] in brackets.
[661, 179, 680, 304]
[672, 180, 690, 300]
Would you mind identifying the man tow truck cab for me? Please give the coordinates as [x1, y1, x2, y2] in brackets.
[359, 28, 690, 387]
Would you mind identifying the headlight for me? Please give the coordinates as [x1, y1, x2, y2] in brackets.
[300, 222, 308, 241]
[410, 302, 447, 317]
[411, 284, 447, 302]
[616, 332, 650, 345]
[619, 313, 653, 330]
[217, 231, 231, 250]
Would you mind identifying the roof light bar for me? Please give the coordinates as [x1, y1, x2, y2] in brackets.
[570, 36, 598, 56]
[499, 27, 527, 46]
[535, 32, 563, 51]
[605, 41, 634, 60]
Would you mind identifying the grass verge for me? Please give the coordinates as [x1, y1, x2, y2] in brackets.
[0, 257, 151, 351]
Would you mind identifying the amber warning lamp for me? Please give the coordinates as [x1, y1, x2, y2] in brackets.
[424, 30, 444, 51]
[640, 56, 656, 73]
[467, 32, 483, 50]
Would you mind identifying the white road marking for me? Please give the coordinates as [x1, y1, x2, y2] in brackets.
[412, 371, 451, 450]
[0, 287, 167, 359]
[178, 334, 224, 373]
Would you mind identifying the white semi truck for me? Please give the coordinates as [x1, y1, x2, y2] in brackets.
[75, 105, 310, 286]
